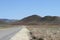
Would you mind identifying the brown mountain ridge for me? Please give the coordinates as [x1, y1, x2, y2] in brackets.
[12, 15, 60, 25]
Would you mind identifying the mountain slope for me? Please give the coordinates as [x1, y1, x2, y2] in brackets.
[12, 15, 42, 25]
[12, 15, 60, 25]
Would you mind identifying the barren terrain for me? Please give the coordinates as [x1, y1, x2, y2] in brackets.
[27, 25, 60, 40]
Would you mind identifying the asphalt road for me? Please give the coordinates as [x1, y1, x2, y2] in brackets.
[0, 27, 21, 40]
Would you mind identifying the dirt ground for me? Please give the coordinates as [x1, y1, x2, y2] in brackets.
[26, 25, 60, 40]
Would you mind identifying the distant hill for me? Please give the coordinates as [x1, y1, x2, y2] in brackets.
[12, 15, 60, 25]
[0, 19, 17, 25]
[0, 15, 60, 25]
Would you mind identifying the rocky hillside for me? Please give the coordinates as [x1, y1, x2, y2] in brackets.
[12, 15, 60, 25]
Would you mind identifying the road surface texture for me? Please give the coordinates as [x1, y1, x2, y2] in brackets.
[0, 26, 30, 40]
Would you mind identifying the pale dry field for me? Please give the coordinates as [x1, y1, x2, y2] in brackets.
[27, 25, 60, 40]
[0, 25, 60, 40]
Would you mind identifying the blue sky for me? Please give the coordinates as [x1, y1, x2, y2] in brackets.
[0, 0, 60, 19]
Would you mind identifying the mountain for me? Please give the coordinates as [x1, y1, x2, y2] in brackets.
[0, 19, 17, 25]
[19, 15, 42, 25]
[0, 15, 60, 25]
[41, 16, 60, 25]
[12, 15, 60, 25]
[12, 15, 41, 25]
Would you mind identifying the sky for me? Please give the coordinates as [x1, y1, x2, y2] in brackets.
[0, 0, 60, 19]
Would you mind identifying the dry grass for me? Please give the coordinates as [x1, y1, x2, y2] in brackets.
[26, 25, 60, 40]
[0, 25, 60, 40]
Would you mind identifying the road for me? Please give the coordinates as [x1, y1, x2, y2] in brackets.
[0, 27, 22, 40]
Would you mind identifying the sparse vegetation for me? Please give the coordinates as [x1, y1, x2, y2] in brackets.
[27, 25, 60, 40]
